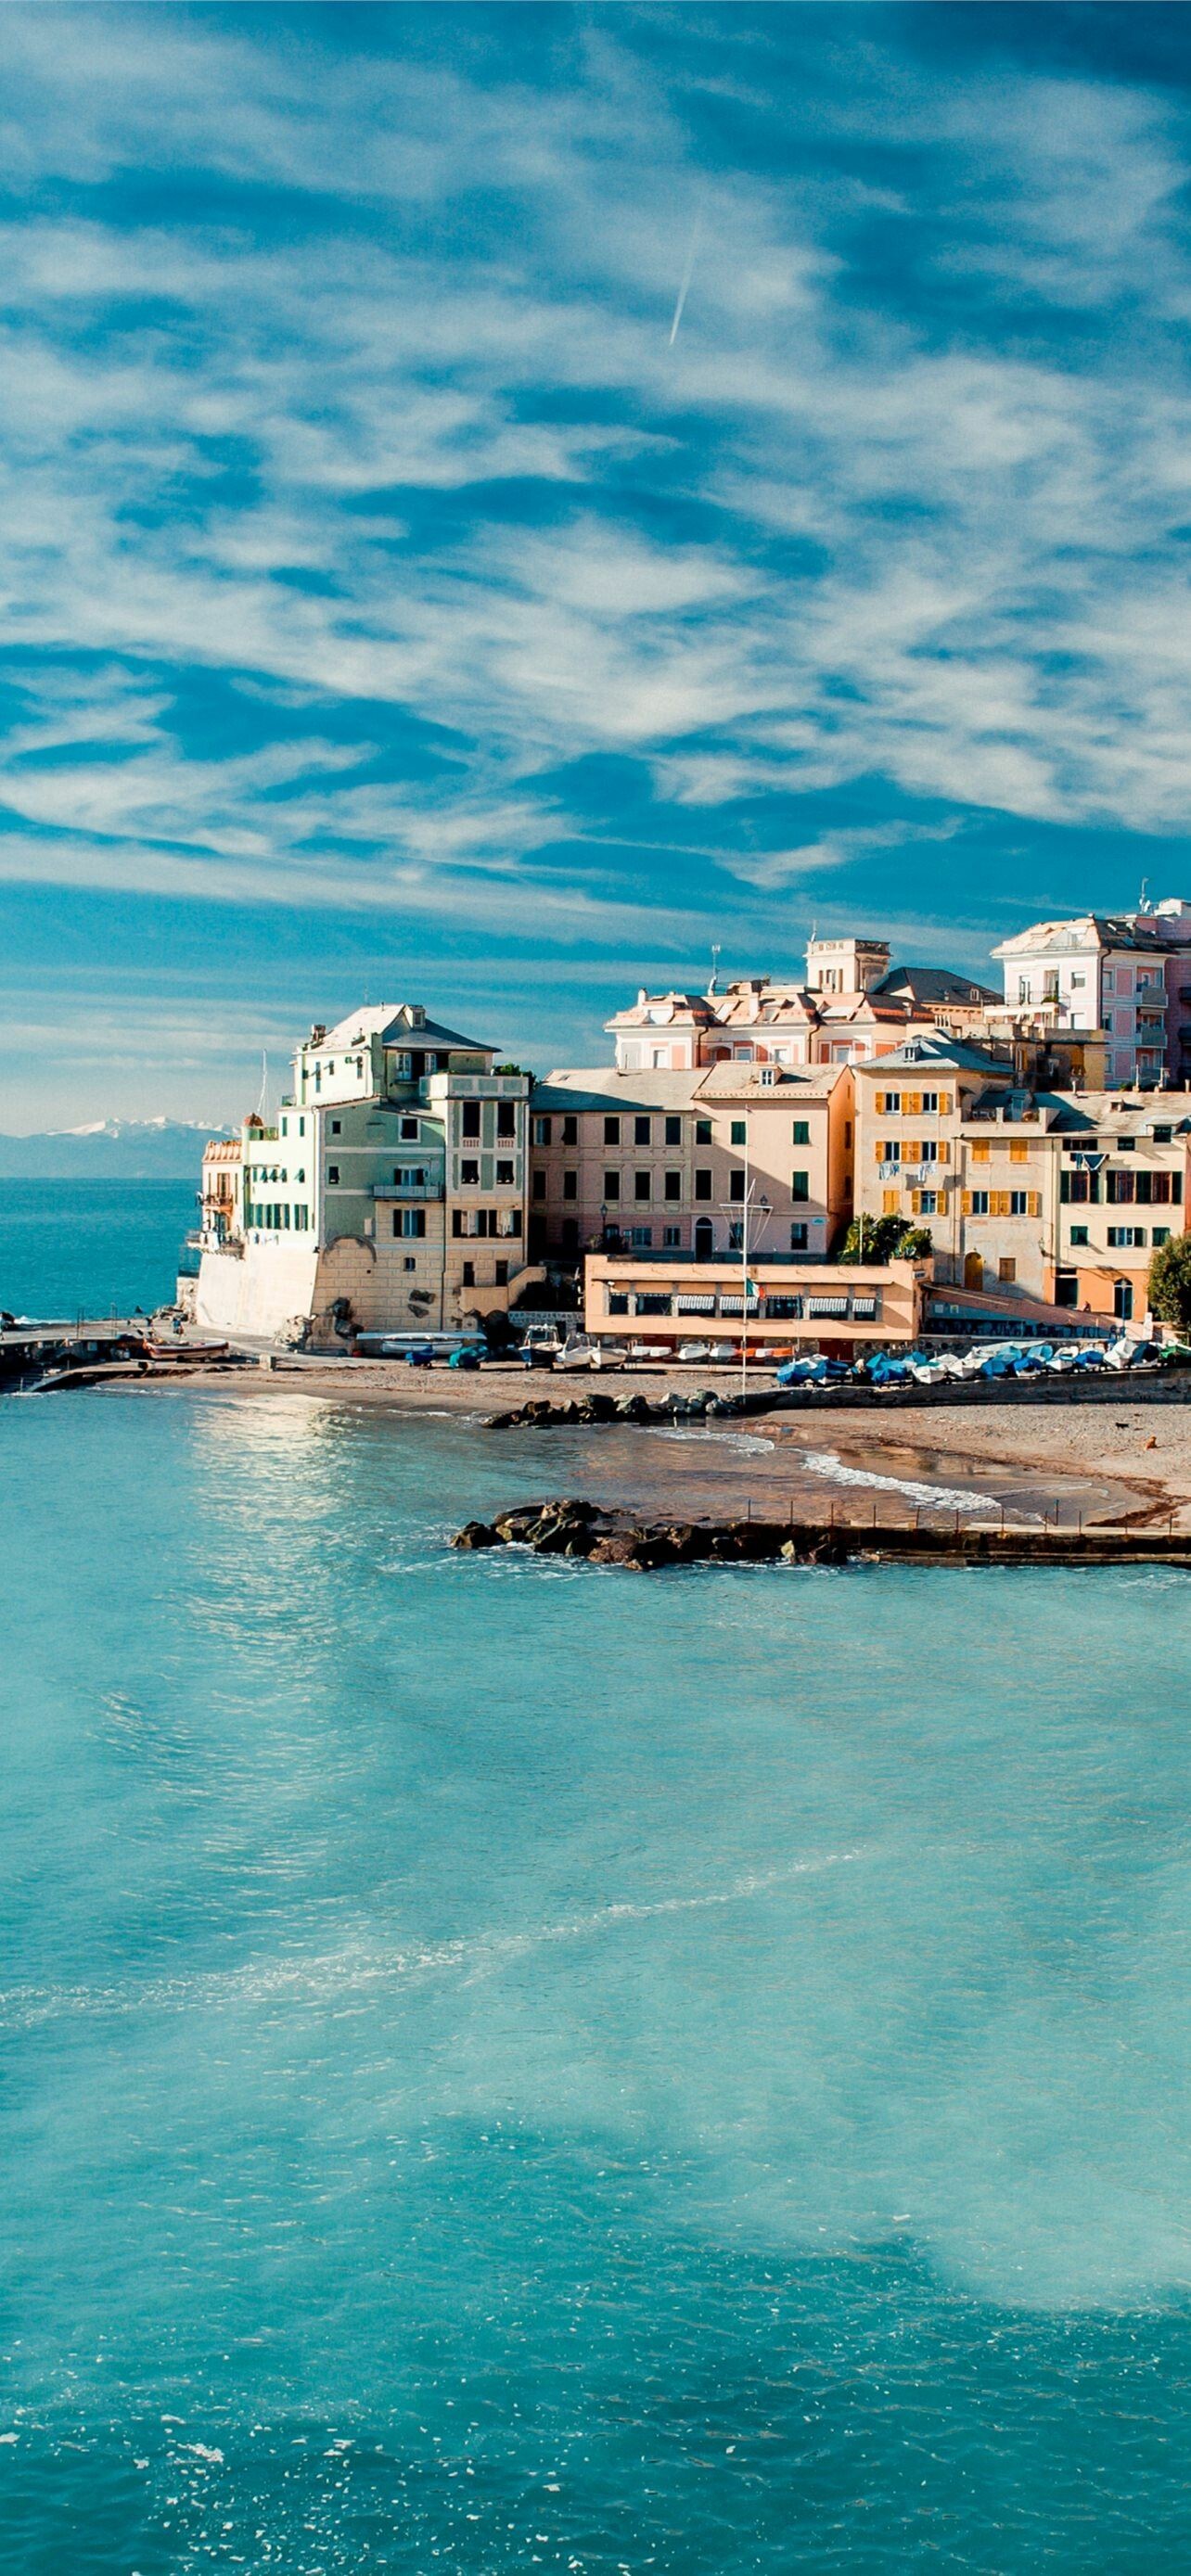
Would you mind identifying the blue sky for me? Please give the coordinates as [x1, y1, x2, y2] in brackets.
[3, 1, 1191, 1129]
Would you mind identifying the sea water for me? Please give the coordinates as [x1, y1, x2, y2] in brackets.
[0, 1180, 195, 1322]
[3, 1384, 1191, 2572]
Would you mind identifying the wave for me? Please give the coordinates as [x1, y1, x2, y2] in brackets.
[797, 1447, 1033, 1520]
[0, 1851, 864, 2033]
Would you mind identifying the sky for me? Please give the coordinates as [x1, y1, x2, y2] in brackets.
[3, 1, 1191, 1129]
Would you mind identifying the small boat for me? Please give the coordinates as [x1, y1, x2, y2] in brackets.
[555, 1333, 620, 1371]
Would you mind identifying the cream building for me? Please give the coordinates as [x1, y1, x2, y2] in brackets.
[528, 1060, 853, 1267]
[196, 1002, 533, 1345]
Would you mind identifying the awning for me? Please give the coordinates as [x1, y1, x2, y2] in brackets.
[675, 1294, 715, 1313]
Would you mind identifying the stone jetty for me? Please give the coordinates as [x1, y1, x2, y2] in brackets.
[452, 1498, 1191, 1573]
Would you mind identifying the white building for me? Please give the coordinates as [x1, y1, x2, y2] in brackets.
[194, 1003, 533, 1345]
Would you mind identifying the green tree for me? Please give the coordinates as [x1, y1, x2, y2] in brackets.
[838, 1213, 914, 1265]
[897, 1227, 934, 1260]
[1147, 1233, 1191, 1333]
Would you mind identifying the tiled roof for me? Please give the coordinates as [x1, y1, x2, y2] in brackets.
[320, 1003, 493, 1053]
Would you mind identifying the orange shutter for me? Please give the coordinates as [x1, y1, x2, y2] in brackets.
[1010, 1141, 1028, 1166]
[1029, 1191, 1041, 1218]
[939, 1092, 953, 1116]
[904, 1090, 921, 1116]
[962, 1191, 972, 1216]
[971, 1141, 990, 1165]
[882, 1190, 899, 1216]
[939, 1140, 950, 1163]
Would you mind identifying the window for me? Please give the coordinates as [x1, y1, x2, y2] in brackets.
[494, 1259, 508, 1286]
[298, 1117, 305, 1138]
[664, 1116, 682, 1146]
[562, 1114, 578, 1145]
[882, 1191, 900, 1216]
[327, 1165, 340, 1186]
[878, 1091, 901, 1114]
[1152, 1125, 1172, 1143]
[604, 1116, 621, 1145]
[399, 1207, 426, 1239]
[1106, 1169, 1135, 1204]
[1009, 1191, 1028, 1217]
[1153, 1227, 1172, 1247]
[791, 1119, 810, 1145]
[877, 1141, 901, 1165]
[998, 1258, 1016, 1283]
[920, 1092, 939, 1114]
[663, 1225, 682, 1247]
[970, 1190, 990, 1215]
[532, 1116, 552, 1146]
[1108, 1226, 1146, 1248]
[403, 1256, 416, 1272]
[462, 1260, 475, 1288]
[760, 1066, 775, 1088]
[970, 1141, 990, 1165]
[330, 1118, 341, 1136]
[562, 1170, 578, 1200]
[496, 1103, 516, 1139]
[496, 1159, 515, 1186]
[1010, 1141, 1028, 1165]
[728, 1221, 744, 1250]
[790, 1221, 808, 1250]
[916, 1192, 938, 1216]
[694, 1169, 712, 1201]
[918, 1140, 939, 1164]
[1069, 1224, 1089, 1246]
[461, 1158, 480, 1185]
[462, 1102, 481, 1140]
[281, 1117, 288, 1137]
[531, 1170, 546, 1200]
[730, 1120, 747, 1145]
[603, 1170, 621, 1203]
[791, 1170, 809, 1202]
[634, 1116, 651, 1145]
[634, 1170, 651, 1202]
[844, 1122, 852, 1147]
[629, 1227, 653, 1250]
[729, 1171, 746, 1202]
[663, 1170, 682, 1201]
[696, 1117, 712, 1143]
[400, 1117, 418, 1141]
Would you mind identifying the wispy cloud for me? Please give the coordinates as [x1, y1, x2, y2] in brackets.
[3, 4, 1191, 1117]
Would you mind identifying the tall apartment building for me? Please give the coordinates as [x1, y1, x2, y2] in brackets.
[195, 1002, 532, 1344]
[992, 902, 1191, 1089]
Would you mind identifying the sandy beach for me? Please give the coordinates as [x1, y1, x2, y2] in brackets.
[90, 1352, 1191, 1530]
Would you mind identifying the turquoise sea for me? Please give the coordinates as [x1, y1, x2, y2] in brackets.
[3, 1381, 1191, 2570]
[0, 1180, 196, 1322]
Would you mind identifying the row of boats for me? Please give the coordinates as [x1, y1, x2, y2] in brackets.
[775, 1333, 1191, 1388]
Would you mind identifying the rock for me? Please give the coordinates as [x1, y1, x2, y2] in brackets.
[451, 1521, 503, 1549]
[582, 1392, 618, 1422]
[587, 1532, 648, 1568]
[533, 1517, 596, 1556]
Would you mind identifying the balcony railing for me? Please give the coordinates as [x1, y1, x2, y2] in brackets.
[372, 1180, 441, 1200]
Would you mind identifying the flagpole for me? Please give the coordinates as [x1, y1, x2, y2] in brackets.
[741, 1114, 749, 1396]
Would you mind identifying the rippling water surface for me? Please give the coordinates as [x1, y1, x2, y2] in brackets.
[3, 1384, 1190, 2571]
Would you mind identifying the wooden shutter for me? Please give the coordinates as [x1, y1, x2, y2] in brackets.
[962, 1191, 972, 1216]
[938, 1092, 953, 1116]
[1029, 1192, 1041, 1218]
[882, 1189, 899, 1216]
[938, 1140, 950, 1164]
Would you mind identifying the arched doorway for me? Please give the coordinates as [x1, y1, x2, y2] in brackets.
[695, 1218, 714, 1260]
[1113, 1278, 1133, 1322]
[963, 1252, 983, 1291]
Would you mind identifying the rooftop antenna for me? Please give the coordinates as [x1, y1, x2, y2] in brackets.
[1138, 877, 1150, 914]
[708, 942, 721, 999]
[255, 1049, 268, 1121]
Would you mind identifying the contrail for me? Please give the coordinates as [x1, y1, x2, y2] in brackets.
[669, 211, 701, 346]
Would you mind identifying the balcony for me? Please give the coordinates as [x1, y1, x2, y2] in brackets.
[372, 1178, 441, 1201]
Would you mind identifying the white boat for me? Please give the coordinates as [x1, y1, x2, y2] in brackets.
[677, 1340, 716, 1363]
[554, 1333, 621, 1371]
[627, 1341, 672, 1363]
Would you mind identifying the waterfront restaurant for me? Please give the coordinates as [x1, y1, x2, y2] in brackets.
[583, 1253, 925, 1357]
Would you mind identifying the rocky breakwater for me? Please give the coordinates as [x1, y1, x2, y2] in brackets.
[484, 1387, 762, 1432]
[451, 1499, 1191, 1574]
[451, 1497, 850, 1572]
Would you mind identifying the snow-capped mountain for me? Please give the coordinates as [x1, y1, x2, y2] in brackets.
[0, 1118, 234, 1178]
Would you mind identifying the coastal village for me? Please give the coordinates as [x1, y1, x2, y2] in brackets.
[192, 896, 1191, 1360]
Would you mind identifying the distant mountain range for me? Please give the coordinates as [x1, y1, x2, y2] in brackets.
[0, 1117, 233, 1179]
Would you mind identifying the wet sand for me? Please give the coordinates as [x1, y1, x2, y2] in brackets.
[88, 1353, 1187, 1530]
